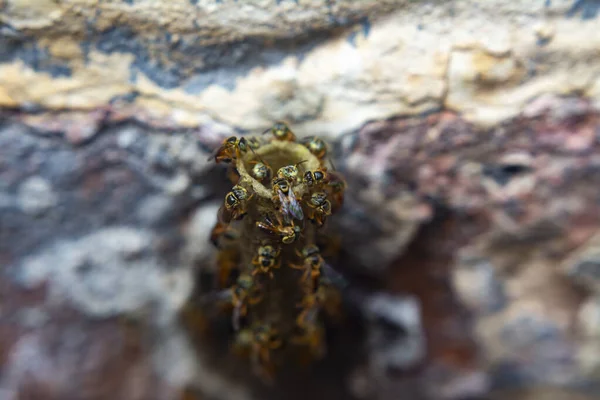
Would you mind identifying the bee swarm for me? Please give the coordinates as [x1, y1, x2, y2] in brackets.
[204, 124, 346, 382]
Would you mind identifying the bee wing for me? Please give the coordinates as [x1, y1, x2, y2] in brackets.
[304, 306, 320, 324]
[287, 188, 305, 221]
[206, 146, 221, 161]
[198, 288, 232, 306]
[277, 188, 292, 217]
[232, 304, 242, 331]
[321, 262, 348, 290]
[257, 216, 277, 235]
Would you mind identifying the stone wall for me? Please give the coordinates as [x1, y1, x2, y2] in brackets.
[1, 1, 600, 399]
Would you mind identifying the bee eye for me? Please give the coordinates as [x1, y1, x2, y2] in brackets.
[226, 193, 237, 205]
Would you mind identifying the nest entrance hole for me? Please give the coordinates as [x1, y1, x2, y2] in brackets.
[238, 140, 321, 198]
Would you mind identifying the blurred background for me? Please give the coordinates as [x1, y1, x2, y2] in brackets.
[1, 1, 600, 399]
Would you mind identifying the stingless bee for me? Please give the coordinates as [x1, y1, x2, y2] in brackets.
[210, 219, 239, 249]
[215, 247, 240, 289]
[272, 177, 304, 221]
[300, 136, 328, 160]
[256, 212, 301, 244]
[325, 171, 346, 213]
[230, 273, 263, 330]
[208, 136, 249, 164]
[249, 160, 272, 182]
[224, 185, 253, 220]
[234, 322, 282, 381]
[263, 121, 296, 142]
[275, 160, 307, 184]
[306, 192, 332, 227]
[316, 275, 344, 319]
[303, 168, 327, 188]
[290, 244, 324, 287]
[292, 295, 325, 358]
[252, 244, 281, 278]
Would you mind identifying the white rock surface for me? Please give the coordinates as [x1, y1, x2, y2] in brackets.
[2, 1, 599, 138]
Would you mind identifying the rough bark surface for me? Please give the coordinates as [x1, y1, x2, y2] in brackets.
[2, 1, 600, 399]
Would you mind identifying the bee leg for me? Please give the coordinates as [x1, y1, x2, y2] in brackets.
[216, 254, 236, 289]
[259, 346, 271, 364]
[290, 333, 307, 345]
[255, 360, 275, 384]
[295, 311, 306, 326]
[250, 346, 264, 376]
[230, 290, 240, 306]
[232, 304, 242, 331]
[311, 269, 321, 280]
[269, 338, 282, 350]
[302, 268, 311, 283]
[215, 156, 232, 164]
[289, 262, 305, 270]
[240, 302, 248, 317]
[248, 292, 263, 305]
[311, 334, 325, 358]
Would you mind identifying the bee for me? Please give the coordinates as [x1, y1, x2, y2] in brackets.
[210, 220, 227, 248]
[252, 244, 281, 278]
[216, 248, 240, 289]
[230, 273, 263, 331]
[250, 160, 272, 182]
[292, 295, 325, 358]
[276, 160, 307, 184]
[300, 136, 328, 160]
[224, 185, 253, 220]
[263, 121, 296, 142]
[234, 323, 282, 381]
[272, 177, 304, 221]
[306, 192, 332, 227]
[290, 244, 324, 288]
[316, 275, 344, 319]
[208, 136, 249, 164]
[210, 219, 239, 249]
[303, 169, 327, 188]
[325, 171, 346, 213]
[256, 213, 301, 244]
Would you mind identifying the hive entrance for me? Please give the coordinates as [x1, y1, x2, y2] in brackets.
[238, 140, 321, 198]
